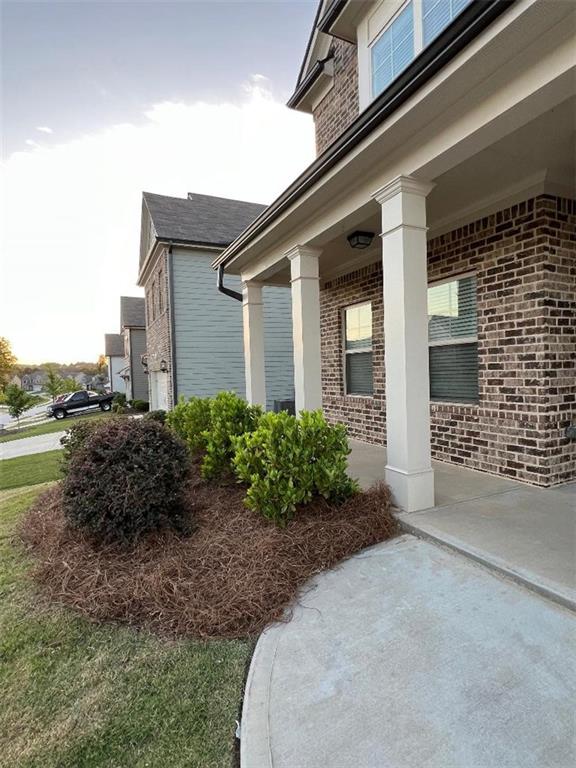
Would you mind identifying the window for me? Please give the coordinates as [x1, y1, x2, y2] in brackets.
[370, 0, 473, 99]
[344, 303, 373, 395]
[158, 269, 164, 314]
[372, 2, 414, 98]
[150, 280, 156, 321]
[428, 274, 478, 403]
[423, 0, 473, 46]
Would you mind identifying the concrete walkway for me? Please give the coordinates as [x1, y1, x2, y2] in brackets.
[400, 482, 576, 610]
[348, 440, 576, 609]
[0, 431, 65, 460]
[241, 536, 576, 768]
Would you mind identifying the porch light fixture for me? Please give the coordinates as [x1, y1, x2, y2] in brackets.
[160, 359, 168, 373]
[347, 230, 374, 250]
[141, 354, 149, 374]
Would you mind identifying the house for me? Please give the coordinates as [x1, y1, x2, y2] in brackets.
[137, 191, 294, 412]
[104, 333, 126, 393]
[21, 370, 46, 392]
[119, 296, 148, 402]
[8, 374, 22, 388]
[213, 0, 575, 511]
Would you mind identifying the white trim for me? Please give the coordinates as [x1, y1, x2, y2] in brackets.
[428, 269, 476, 288]
[342, 301, 374, 397]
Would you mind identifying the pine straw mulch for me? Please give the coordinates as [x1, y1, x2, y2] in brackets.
[18, 468, 398, 640]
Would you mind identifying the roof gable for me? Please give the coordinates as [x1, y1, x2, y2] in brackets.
[142, 192, 266, 249]
[120, 296, 145, 329]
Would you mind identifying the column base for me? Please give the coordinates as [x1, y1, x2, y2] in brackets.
[385, 465, 435, 512]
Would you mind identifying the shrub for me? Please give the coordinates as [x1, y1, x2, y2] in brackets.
[130, 399, 149, 412]
[143, 409, 167, 424]
[61, 419, 190, 543]
[201, 391, 262, 481]
[60, 419, 105, 471]
[166, 396, 212, 455]
[113, 392, 127, 407]
[233, 410, 358, 524]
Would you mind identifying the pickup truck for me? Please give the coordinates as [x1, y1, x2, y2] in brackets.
[46, 390, 114, 420]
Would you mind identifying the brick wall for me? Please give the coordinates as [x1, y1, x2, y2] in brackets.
[320, 195, 576, 486]
[144, 248, 174, 408]
[313, 39, 359, 155]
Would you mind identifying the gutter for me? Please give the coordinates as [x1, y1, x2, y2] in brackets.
[217, 263, 242, 302]
[286, 54, 334, 110]
[167, 243, 179, 404]
[214, 0, 513, 271]
[317, 0, 348, 38]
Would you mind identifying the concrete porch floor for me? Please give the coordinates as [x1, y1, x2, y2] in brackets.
[348, 440, 576, 610]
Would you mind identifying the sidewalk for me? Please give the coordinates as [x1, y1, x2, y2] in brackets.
[0, 432, 65, 460]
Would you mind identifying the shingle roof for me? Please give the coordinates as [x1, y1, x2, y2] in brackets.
[142, 191, 266, 249]
[104, 333, 124, 357]
[120, 296, 145, 329]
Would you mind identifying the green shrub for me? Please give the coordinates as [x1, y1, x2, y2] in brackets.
[143, 409, 167, 424]
[201, 391, 262, 481]
[166, 396, 212, 455]
[233, 410, 358, 524]
[130, 399, 149, 412]
[113, 392, 127, 406]
[61, 419, 190, 543]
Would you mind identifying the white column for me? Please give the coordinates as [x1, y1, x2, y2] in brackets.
[242, 281, 266, 408]
[373, 175, 435, 512]
[286, 245, 322, 413]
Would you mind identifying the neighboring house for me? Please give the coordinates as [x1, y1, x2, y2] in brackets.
[21, 370, 46, 392]
[104, 333, 126, 393]
[137, 191, 294, 412]
[8, 374, 22, 388]
[213, 0, 575, 511]
[120, 296, 148, 401]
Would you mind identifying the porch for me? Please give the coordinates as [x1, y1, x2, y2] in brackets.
[348, 439, 576, 610]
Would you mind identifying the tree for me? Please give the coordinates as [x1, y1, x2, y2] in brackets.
[4, 385, 38, 429]
[0, 337, 17, 391]
[44, 365, 65, 402]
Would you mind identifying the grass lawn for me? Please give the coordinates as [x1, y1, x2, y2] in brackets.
[0, 486, 252, 768]
[0, 411, 114, 444]
[0, 450, 63, 491]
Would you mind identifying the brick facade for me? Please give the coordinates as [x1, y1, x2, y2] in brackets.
[320, 195, 576, 486]
[144, 248, 174, 408]
[313, 39, 359, 155]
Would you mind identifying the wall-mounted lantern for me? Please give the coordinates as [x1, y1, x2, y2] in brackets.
[160, 359, 169, 373]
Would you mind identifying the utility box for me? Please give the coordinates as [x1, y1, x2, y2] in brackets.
[273, 399, 296, 416]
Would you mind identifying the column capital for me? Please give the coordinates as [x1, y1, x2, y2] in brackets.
[372, 175, 435, 206]
[286, 245, 321, 281]
[241, 280, 264, 305]
[284, 244, 322, 262]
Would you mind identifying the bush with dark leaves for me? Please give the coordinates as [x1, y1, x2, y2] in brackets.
[143, 409, 167, 424]
[61, 419, 190, 543]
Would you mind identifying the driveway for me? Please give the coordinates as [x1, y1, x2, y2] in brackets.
[0, 432, 65, 460]
[240, 535, 575, 768]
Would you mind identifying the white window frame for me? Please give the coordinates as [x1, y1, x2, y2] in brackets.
[368, 0, 472, 103]
[370, 0, 415, 100]
[427, 271, 479, 403]
[342, 300, 373, 397]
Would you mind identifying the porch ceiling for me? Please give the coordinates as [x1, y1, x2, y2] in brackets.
[284, 96, 576, 284]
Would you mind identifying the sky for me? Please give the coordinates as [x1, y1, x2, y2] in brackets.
[0, 0, 318, 364]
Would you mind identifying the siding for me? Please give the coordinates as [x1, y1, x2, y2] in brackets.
[108, 355, 126, 394]
[263, 286, 294, 408]
[172, 248, 294, 410]
[130, 328, 149, 401]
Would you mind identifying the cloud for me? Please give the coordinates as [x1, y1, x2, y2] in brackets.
[0, 80, 315, 364]
[36, 126, 53, 134]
